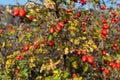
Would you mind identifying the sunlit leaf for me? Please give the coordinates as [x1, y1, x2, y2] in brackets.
[72, 61, 78, 69]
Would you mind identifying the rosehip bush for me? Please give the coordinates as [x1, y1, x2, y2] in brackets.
[0, 0, 120, 80]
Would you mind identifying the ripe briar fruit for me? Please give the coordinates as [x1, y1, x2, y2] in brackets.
[100, 5, 106, 10]
[58, 21, 64, 27]
[76, 11, 81, 17]
[77, 50, 82, 56]
[73, 0, 78, 2]
[48, 41, 55, 46]
[80, 0, 86, 5]
[111, 11, 117, 17]
[102, 50, 106, 55]
[114, 17, 119, 22]
[15, 70, 19, 76]
[117, 3, 120, 7]
[101, 29, 107, 35]
[92, 62, 97, 68]
[82, 50, 86, 54]
[34, 42, 40, 49]
[64, 19, 68, 24]
[28, 16, 33, 21]
[113, 43, 118, 47]
[56, 24, 61, 31]
[13, 9, 19, 16]
[87, 56, 94, 64]
[82, 55, 87, 62]
[116, 63, 120, 68]
[102, 24, 109, 29]
[100, 67, 105, 71]
[16, 55, 24, 60]
[104, 60, 109, 65]
[19, 9, 26, 17]
[23, 45, 29, 52]
[111, 19, 115, 24]
[0, 29, 3, 34]
[50, 27, 55, 34]
[103, 69, 110, 75]
[72, 73, 77, 78]
[102, 19, 107, 24]
[73, 15, 77, 19]
[26, 27, 30, 32]
[110, 63, 116, 68]
[113, 46, 118, 51]
[101, 34, 106, 39]
[66, 9, 72, 13]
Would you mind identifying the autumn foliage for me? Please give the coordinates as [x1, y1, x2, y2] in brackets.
[0, 0, 120, 80]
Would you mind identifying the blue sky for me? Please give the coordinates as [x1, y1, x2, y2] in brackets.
[0, 0, 27, 5]
[0, 0, 39, 5]
[0, 0, 120, 8]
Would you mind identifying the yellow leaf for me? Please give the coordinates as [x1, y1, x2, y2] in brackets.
[33, 19, 37, 22]
[89, 47, 93, 52]
[2, 42, 5, 48]
[74, 39, 80, 45]
[6, 42, 12, 47]
[72, 61, 78, 69]
[7, 54, 14, 59]
[26, 15, 30, 18]
[36, 76, 42, 80]
[78, 77, 82, 80]
[29, 56, 35, 63]
[29, 9, 36, 14]
[53, 69, 59, 74]
[6, 59, 12, 65]
[19, 35, 25, 42]
[64, 47, 69, 55]
[81, 36, 86, 40]
[70, 38, 74, 43]
[30, 63, 36, 68]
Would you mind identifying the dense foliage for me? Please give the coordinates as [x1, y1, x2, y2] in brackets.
[0, 0, 120, 80]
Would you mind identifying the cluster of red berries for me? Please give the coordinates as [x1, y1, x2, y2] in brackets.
[100, 67, 110, 76]
[73, 0, 86, 5]
[80, 0, 86, 5]
[101, 50, 107, 55]
[72, 50, 86, 56]
[82, 55, 95, 64]
[100, 5, 106, 10]
[12, 8, 34, 21]
[16, 55, 24, 60]
[101, 19, 109, 39]
[81, 22, 86, 32]
[113, 43, 119, 51]
[111, 17, 119, 24]
[49, 20, 69, 47]
[102, 59, 120, 75]
[12, 8, 26, 17]
[49, 21, 65, 34]
[109, 62, 120, 69]
[73, 11, 81, 19]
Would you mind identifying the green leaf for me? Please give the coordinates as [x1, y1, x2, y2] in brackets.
[21, 69, 28, 77]
[63, 71, 69, 78]
[53, 32, 58, 37]
[25, 33, 31, 40]
[0, 72, 2, 79]
[48, 35, 53, 41]
[103, 56, 111, 61]
[83, 64, 88, 73]
[116, 54, 120, 60]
